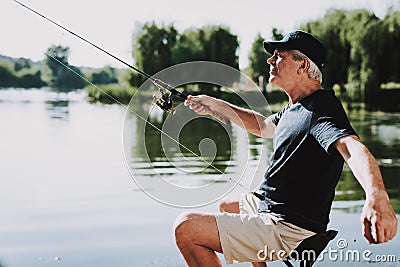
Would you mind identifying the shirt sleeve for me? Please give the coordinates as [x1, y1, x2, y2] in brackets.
[310, 99, 357, 154]
[271, 103, 290, 126]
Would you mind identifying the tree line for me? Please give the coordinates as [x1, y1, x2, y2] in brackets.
[249, 9, 400, 108]
[0, 46, 119, 90]
[0, 57, 46, 88]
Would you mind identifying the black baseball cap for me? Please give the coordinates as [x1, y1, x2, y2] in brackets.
[263, 30, 327, 69]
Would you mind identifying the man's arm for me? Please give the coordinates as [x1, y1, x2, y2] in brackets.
[334, 135, 398, 244]
[185, 95, 276, 138]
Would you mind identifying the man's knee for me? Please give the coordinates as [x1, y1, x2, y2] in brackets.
[219, 194, 240, 213]
[174, 211, 197, 246]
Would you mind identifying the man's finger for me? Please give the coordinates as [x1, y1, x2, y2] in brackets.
[375, 224, 385, 243]
[362, 219, 374, 244]
[384, 228, 392, 243]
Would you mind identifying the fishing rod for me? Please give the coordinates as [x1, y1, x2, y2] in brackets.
[14, 0, 247, 193]
[12, 0, 187, 112]
[13, 0, 229, 123]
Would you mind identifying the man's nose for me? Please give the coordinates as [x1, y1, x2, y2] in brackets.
[267, 55, 275, 65]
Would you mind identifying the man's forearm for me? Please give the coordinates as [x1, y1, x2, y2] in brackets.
[208, 98, 268, 137]
[339, 136, 386, 198]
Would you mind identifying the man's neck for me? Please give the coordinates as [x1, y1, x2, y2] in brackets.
[286, 80, 322, 105]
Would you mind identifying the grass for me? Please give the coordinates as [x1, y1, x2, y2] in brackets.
[85, 83, 138, 104]
[381, 82, 400, 90]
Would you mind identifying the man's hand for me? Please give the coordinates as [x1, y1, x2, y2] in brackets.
[361, 191, 398, 244]
[184, 95, 216, 116]
[185, 95, 229, 124]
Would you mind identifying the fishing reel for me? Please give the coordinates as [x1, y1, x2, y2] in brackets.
[152, 79, 188, 113]
[152, 86, 174, 112]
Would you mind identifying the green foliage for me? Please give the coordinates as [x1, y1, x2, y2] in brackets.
[14, 58, 31, 72]
[202, 26, 239, 69]
[248, 28, 285, 86]
[300, 9, 377, 91]
[299, 9, 400, 107]
[17, 70, 47, 88]
[171, 25, 239, 69]
[245, 9, 400, 110]
[131, 22, 178, 87]
[172, 28, 206, 63]
[271, 28, 284, 41]
[0, 62, 17, 87]
[91, 66, 118, 84]
[0, 60, 46, 88]
[45, 45, 86, 89]
[86, 83, 138, 104]
[248, 33, 269, 82]
[130, 23, 240, 91]
[374, 10, 400, 83]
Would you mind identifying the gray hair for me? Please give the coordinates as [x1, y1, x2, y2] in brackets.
[289, 50, 323, 83]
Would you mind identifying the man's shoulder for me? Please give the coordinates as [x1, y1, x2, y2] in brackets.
[302, 89, 343, 114]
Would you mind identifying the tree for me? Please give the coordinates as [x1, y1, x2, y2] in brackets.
[379, 10, 400, 83]
[200, 26, 240, 92]
[0, 62, 17, 87]
[203, 26, 239, 69]
[45, 45, 69, 76]
[130, 22, 178, 87]
[92, 66, 118, 84]
[344, 9, 379, 102]
[45, 45, 86, 89]
[301, 9, 379, 102]
[130, 23, 240, 91]
[248, 28, 284, 84]
[359, 19, 382, 105]
[14, 58, 31, 72]
[18, 70, 47, 88]
[271, 28, 284, 41]
[248, 33, 269, 82]
[132, 22, 178, 78]
[172, 28, 206, 64]
[301, 10, 351, 92]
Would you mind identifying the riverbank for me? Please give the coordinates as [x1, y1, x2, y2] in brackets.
[84, 84, 400, 113]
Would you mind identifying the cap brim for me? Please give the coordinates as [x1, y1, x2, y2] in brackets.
[263, 41, 290, 54]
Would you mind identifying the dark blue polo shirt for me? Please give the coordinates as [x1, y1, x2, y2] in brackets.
[258, 89, 357, 233]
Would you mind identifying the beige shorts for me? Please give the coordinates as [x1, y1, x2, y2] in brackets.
[215, 193, 316, 264]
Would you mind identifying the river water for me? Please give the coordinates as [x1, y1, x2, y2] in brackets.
[0, 88, 399, 267]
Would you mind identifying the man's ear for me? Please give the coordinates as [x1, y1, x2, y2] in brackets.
[297, 58, 310, 74]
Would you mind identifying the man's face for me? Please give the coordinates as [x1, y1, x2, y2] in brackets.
[267, 50, 300, 89]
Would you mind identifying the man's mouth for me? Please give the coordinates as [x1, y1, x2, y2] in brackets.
[270, 68, 277, 75]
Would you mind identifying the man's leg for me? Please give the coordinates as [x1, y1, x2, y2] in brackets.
[219, 194, 267, 267]
[174, 211, 223, 267]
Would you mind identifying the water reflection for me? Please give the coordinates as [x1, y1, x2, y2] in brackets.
[125, 100, 399, 213]
[127, 104, 235, 177]
[335, 111, 400, 213]
[45, 99, 69, 120]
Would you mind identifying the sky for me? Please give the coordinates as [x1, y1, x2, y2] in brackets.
[1, 0, 399, 69]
